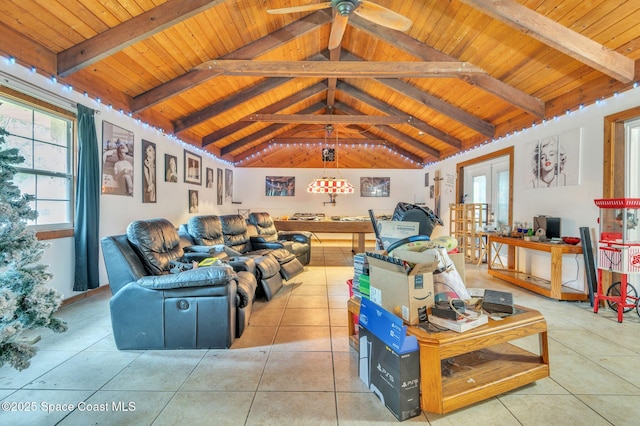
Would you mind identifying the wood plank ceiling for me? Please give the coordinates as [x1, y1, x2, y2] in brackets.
[0, 0, 638, 169]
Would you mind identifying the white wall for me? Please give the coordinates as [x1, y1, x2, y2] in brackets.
[423, 89, 640, 291]
[4, 59, 640, 299]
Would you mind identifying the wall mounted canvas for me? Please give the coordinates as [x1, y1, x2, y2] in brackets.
[141, 139, 156, 203]
[101, 121, 134, 196]
[184, 150, 201, 185]
[266, 176, 295, 196]
[216, 168, 223, 205]
[225, 169, 233, 202]
[165, 154, 178, 182]
[360, 177, 390, 197]
[524, 128, 581, 189]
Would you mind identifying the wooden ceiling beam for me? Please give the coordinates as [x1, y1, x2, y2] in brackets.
[57, 0, 225, 77]
[335, 102, 438, 160]
[339, 52, 495, 138]
[242, 114, 415, 125]
[174, 77, 292, 133]
[459, 0, 635, 83]
[131, 11, 331, 113]
[194, 60, 486, 78]
[337, 81, 461, 149]
[202, 81, 327, 147]
[270, 138, 386, 144]
[222, 103, 326, 157]
[349, 15, 545, 117]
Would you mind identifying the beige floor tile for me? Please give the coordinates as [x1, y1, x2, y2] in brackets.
[333, 351, 370, 393]
[592, 354, 640, 384]
[1, 390, 92, 425]
[248, 306, 284, 326]
[181, 350, 268, 391]
[230, 325, 278, 350]
[551, 329, 636, 356]
[24, 351, 140, 390]
[336, 392, 425, 424]
[550, 353, 640, 395]
[331, 326, 351, 352]
[59, 390, 172, 425]
[287, 294, 329, 309]
[152, 391, 254, 426]
[259, 351, 334, 392]
[424, 398, 521, 425]
[329, 308, 347, 327]
[281, 308, 330, 326]
[497, 394, 612, 426]
[246, 391, 337, 425]
[576, 394, 640, 425]
[0, 350, 77, 388]
[102, 350, 206, 391]
[272, 325, 332, 351]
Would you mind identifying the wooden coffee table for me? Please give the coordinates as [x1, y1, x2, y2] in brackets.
[406, 307, 549, 414]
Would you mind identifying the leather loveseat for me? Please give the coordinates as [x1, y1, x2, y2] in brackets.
[183, 214, 287, 300]
[101, 218, 257, 350]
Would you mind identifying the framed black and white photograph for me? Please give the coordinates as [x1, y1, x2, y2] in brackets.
[205, 167, 214, 189]
[425, 172, 430, 187]
[225, 168, 233, 202]
[430, 185, 435, 199]
[266, 176, 295, 196]
[360, 177, 390, 197]
[189, 190, 199, 213]
[101, 121, 134, 196]
[141, 139, 156, 203]
[165, 154, 178, 182]
[216, 168, 223, 205]
[184, 150, 202, 185]
[322, 147, 335, 162]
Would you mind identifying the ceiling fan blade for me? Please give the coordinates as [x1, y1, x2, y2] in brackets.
[355, 1, 412, 31]
[266, 2, 332, 14]
[328, 13, 349, 50]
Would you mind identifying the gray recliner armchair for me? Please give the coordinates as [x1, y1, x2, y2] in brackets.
[101, 218, 257, 350]
[248, 212, 311, 266]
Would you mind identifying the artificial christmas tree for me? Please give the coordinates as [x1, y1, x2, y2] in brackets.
[0, 127, 67, 371]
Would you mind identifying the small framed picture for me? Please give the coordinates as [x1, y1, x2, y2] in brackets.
[165, 154, 178, 182]
[189, 190, 199, 213]
[141, 139, 156, 203]
[205, 167, 214, 189]
[184, 150, 202, 185]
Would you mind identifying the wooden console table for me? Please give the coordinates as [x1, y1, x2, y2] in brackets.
[274, 219, 374, 253]
[487, 235, 588, 301]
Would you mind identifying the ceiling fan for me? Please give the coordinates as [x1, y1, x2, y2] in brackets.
[267, 1, 412, 50]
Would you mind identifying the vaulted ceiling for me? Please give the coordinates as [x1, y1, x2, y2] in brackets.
[1, 0, 639, 168]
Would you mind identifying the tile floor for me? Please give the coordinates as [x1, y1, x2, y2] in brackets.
[1, 243, 640, 425]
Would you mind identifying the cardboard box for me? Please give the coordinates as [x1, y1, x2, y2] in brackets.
[358, 298, 420, 421]
[367, 252, 465, 325]
[377, 221, 420, 251]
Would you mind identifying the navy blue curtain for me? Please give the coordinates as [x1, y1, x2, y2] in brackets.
[73, 104, 100, 291]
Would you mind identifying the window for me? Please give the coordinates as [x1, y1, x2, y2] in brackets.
[0, 93, 74, 231]
[625, 117, 640, 198]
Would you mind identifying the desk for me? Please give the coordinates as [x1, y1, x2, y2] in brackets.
[487, 235, 587, 301]
[274, 220, 374, 253]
